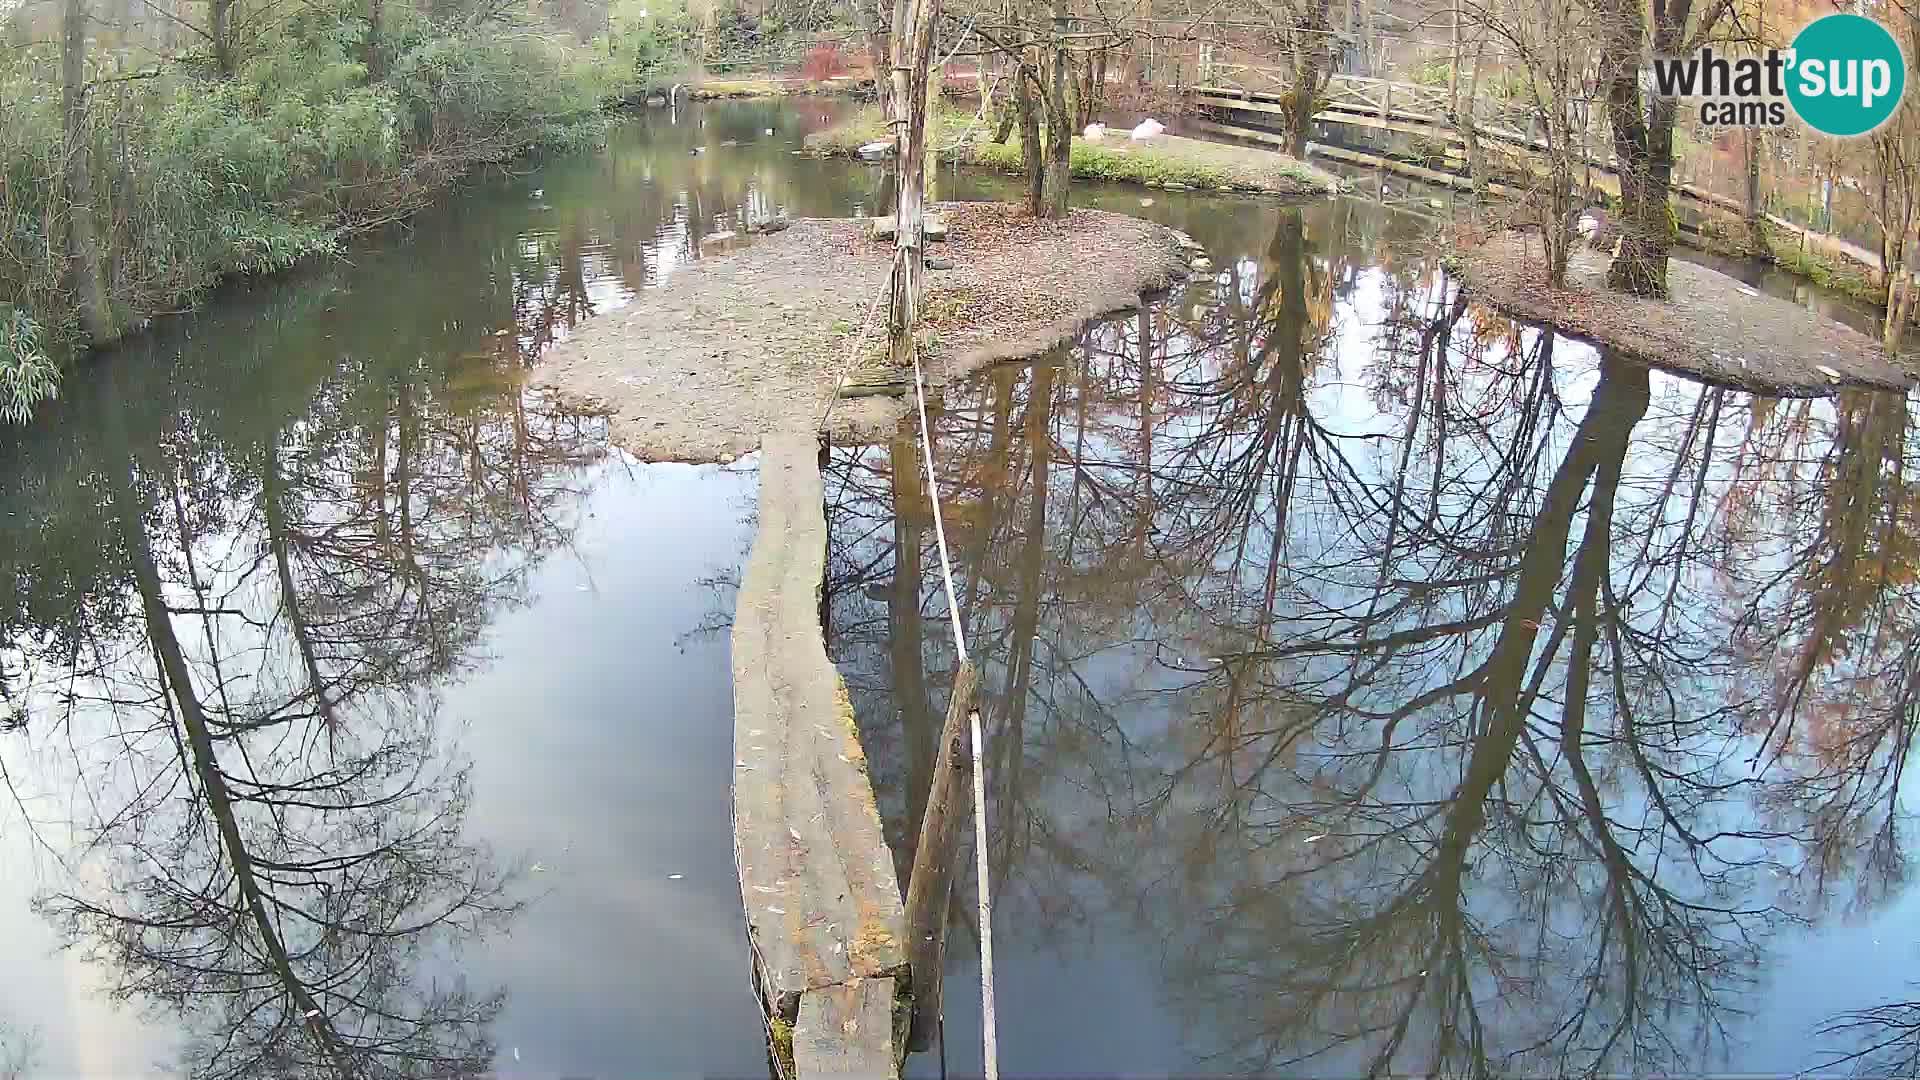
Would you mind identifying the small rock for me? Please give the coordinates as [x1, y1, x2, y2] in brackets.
[857, 141, 893, 161]
[758, 216, 792, 234]
[926, 256, 954, 270]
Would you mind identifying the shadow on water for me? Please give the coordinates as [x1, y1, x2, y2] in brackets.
[826, 200, 1920, 1077]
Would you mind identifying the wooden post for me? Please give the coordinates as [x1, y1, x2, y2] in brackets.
[1447, 0, 1460, 115]
[902, 658, 980, 1051]
[887, 0, 943, 369]
[1379, 80, 1391, 125]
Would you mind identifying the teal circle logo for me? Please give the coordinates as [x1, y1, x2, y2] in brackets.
[1786, 13, 1906, 136]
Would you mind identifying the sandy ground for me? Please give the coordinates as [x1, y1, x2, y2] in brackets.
[531, 202, 1190, 462]
[1453, 231, 1914, 395]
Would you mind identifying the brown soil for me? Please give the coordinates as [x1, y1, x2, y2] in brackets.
[531, 202, 1189, 462]
[1453, 231, 1914, 395]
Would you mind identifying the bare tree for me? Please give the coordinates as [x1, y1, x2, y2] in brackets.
[62, 0, 114, 343]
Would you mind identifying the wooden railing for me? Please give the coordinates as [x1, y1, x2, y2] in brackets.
[1193, 68, 1897, 279]
[1199, 69, 1560, 145]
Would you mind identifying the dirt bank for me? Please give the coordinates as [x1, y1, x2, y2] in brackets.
[1452, 231, 1914, 395]
[532, 202, 1190, 462]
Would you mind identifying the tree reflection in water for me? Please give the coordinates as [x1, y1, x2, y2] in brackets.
[0, 282, 607, 1078]
[825, 203, 1920, 1076]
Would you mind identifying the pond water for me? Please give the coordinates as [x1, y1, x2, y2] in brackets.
[0, 98, 1915, 1079]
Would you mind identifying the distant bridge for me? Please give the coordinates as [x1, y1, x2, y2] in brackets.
[1192, 69, 1886, 275]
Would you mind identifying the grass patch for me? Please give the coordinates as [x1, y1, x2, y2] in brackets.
[692, 78, 794, 98]
[1766, 228, 1883, 304]
[807, 106, 1335, 195]
[768, 1017, 795, 1073]
[970, 136, 1242, 189]
[802, 102, 976, 156]
[970, 132, 1329, 194]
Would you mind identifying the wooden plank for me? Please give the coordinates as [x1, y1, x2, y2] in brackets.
[793, 978, 900, 1078]
[733, 433, 908, 1025]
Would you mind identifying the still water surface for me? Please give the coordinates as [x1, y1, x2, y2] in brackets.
[1, 100, 1916, 1078]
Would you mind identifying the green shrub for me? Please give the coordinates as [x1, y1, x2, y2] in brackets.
[0, 308, 58, 424]
[0, 6, 626, 422]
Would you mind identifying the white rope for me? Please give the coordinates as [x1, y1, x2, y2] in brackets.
[815, 284, 892, 436]
[908, 347, 999, 1080]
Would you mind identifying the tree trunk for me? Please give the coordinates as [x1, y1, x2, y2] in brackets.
[864, 0, 894, 118]
[62, 0, 114, 346]
[885, 0, 942, 368]
[1458, 30, 1488, 203]
[1040, 3, 1071, 219]
[1598, 0, 1683, 298]
[1884, 201, 1916, 349]
[925, 61, 942, 205]
[1014, 64, 1043, 215]
[1448, 0, 1461, 114]
[212, 0, 232, 74]
[367, 0, 385, 79]
[1283, 0, 1331, 157]
[992, 90, 1016, 143]
[1744, 129, 1766, 255]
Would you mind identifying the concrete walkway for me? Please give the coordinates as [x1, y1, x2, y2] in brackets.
[732, 431, 906, 1077]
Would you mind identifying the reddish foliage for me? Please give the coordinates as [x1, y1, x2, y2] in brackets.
[800, 42, 848, 83]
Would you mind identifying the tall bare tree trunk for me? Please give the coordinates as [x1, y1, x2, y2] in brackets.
[1597, 0, 1686, 298]
[63, 0, 114, 346]
[1458, 30, 1488, 202]
[1014, 64, 1043, 215]
[212, 0, 233, 74]
[886, 0, 942, 367]
[864, 0, 894, 117]
[1036, 0, 1082, 219]
[1884, 205, 1916, 349]
[1283, 0, 1332, 157]
[1039, 0, 1070, 219]
[925, 60, 942, 204]
[1448, 0, 1461, 114]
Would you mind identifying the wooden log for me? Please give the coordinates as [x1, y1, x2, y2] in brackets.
[901, 658, 980, 1051]
[794, 977, 900, 1077]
